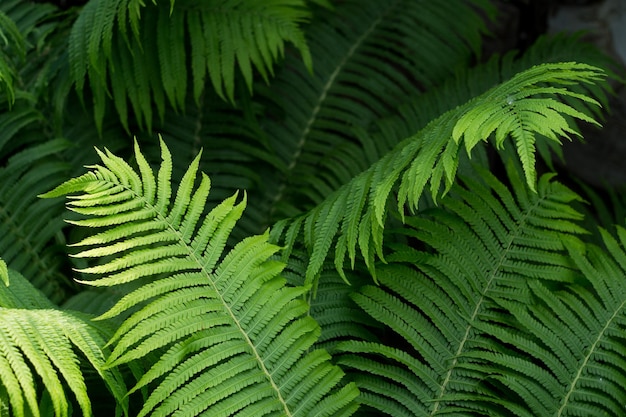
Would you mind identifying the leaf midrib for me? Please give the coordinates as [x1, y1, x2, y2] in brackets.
[430, 193, 542, 414]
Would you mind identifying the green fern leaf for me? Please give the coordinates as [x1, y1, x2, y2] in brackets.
[258, 0, 493, 225]
[462, 227, 626, 416]
[0, 265, 128, 417]
[0, 10, 26, 105]
[69, 0, 312, 129]
[0, 139, 74, 303]
[273, 62, 604, 282]
[335, 162, 588, 415]
[453, 64, 602, 190]
[41, 138, 358, 416]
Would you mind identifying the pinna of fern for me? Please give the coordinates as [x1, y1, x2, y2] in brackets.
[270, 62, 606, 284]
[0, 260, 129, 417]
[40, 138, 359, 417]
[334, 160, 612, 416]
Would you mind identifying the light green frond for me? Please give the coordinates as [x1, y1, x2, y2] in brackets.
[335, 162, 589, 415]
[41, 139, 358, 416]
[273, 62, 604, 282]
[453, 63, 603, 190]
[0, 265, 128, 417]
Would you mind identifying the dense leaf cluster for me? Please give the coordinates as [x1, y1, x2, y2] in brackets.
[0, 0, 624, 416]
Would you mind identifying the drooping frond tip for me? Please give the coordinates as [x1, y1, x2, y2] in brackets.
[453, 62, 605, 191]
[272, 61, 606, 284]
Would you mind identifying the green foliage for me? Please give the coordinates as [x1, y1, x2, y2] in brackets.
[335, 163, 590, 415]
[41, 139, 359, 416]
[1, 0, 625, 415]
[69, 0, 313, 130]
[0, 268, 128, 417]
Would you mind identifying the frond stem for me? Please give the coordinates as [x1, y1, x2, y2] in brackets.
[268, 2, 395, 217]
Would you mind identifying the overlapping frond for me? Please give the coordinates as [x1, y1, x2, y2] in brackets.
[280, 250, 380, 352]
[69, 0, 312, 131]
[0, 264, 128, 417]
[444, 227, 626, 416]
[0, 139, 73, 303]
[335, 163, 588, 415]
[271, 62, 605, 283]
[41, 139, 359, 416]
[463, 226, 626, 416]
[258, 0, 493, 220]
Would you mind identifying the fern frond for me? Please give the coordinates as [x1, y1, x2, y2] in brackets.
[0, 10, 26, 105]
[258, 0, 493, 222]
[69, 0, 312, 130]
[280, 250, 381, 352]
[452, 64, 602, 189]
[460, 226, 626, 417]
[360, 32, 614, 169]
[0, 139, 74, 303]
[335, 162, 588, 415]
[41, 138, 359, 416]
[0, 265, 128, 417]
[272, 62, 604, 283]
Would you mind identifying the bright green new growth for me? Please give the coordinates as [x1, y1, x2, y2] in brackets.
[41, 139, 358, 417]
[272, 62, 605, 283]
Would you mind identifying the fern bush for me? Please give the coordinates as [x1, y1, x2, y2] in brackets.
[1, 0, 625, 416]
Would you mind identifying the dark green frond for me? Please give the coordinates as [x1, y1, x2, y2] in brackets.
[335, 163, 588, 415]
[467, 227, 626, 416]
[0, 10, 26, 105]
[280, 250, 381, 352]
[258, 0, 492, 220]
[272, 62, 604, 283]
[42, 139, 359, 416]
[0, 139, 73, 303]
[69, 0, 312, 130]
[0, 265, 128, 417]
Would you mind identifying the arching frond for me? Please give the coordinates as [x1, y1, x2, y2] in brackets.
[271, 62, 604, 283]
[335, 162, 588, 415]
[69, 0, 312, 131]
[0, 264, 128, 417]
[359, 32, 614, 166]
[41, 138, 359, 416]
[258, 0, 493, 220]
